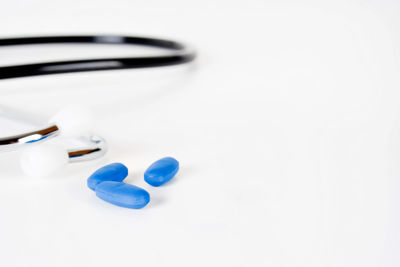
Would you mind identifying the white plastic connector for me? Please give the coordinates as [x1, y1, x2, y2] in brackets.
[20, 144, 69, 177]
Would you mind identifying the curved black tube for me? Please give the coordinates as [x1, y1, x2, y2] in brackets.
[0, 35, 196, 79]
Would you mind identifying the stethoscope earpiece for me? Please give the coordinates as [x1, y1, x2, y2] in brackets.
[0, 106, 106, 177]
[19, 107, 98, 177]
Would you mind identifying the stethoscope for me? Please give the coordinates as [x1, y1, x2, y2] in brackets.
[0, 34, 195, 176]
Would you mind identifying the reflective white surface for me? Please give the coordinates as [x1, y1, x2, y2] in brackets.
[1, 0, 400, 266]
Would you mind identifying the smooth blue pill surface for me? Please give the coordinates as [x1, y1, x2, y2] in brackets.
[95, 181, 150, 209]
[87, 163, 128, 191]
[144, 157, 179, 187]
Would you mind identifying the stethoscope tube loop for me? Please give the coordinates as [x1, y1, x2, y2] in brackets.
[0, 35, 196, 79]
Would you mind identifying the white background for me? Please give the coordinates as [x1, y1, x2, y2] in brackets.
[1, 0, 400, 266]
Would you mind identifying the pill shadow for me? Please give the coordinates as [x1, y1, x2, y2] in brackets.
[147, 194, 166, 208]
[159, 164, 195, 188]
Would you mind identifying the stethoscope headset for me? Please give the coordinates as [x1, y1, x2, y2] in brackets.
[0, 34, 196, 177]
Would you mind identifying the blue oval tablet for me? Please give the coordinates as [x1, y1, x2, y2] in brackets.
[87, 163, 128, 191]
[144, 157, 179, 187]
[95, 181, 150, 209]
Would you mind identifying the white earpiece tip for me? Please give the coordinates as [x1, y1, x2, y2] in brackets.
[50, 106, 94, 137]
[20, 144, 69, 178]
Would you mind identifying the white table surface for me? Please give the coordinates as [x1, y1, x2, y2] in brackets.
[1, 0, 400, 266]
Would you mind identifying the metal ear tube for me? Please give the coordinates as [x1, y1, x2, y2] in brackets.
[0, 124, 106, 161]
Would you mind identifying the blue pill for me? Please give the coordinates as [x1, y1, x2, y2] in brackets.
[87, 163, 128, 191]
[144, 157, 179, 187]
[95, 181, 150, 209]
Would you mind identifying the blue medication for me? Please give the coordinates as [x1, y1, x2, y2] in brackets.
[87, 163, 128, 191]
[144, 157, 179, 187]
[95, 181, 150, 209]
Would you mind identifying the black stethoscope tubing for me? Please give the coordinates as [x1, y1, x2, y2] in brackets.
[0, 35, 195, 80]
